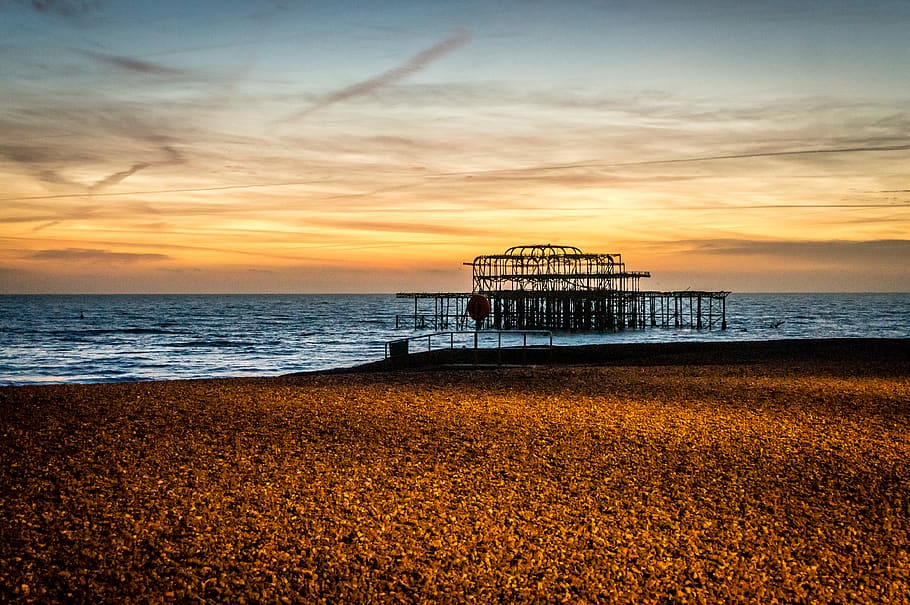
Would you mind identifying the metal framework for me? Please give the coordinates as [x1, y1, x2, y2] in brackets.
[465, 244, 650, 293]
[397, 244, 729, 333]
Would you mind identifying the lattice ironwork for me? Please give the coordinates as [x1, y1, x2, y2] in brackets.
[464, 244, 651, 294]
[397, 244, 728, 333]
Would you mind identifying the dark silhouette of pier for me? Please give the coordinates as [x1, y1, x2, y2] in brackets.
[397, 244, 729, 332]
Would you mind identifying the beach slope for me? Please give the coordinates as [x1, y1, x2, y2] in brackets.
[2, 339, 908, 602]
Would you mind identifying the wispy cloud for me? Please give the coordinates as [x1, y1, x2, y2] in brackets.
[304, 217, 494, 237]
[28, 248, 169, 263]
[288, 29, 470, 120]
[621, 144, 910, 168]
[89, 162, 151, 191]
[0, 143, 84, 186]
[0, 179, 329, 203]
[15, 0, 101, 17]
[1, 142, 188, 194]
[0, 96, 198, 192]
[446, 143, 910, 178]
[32, 220, 60, 232]
[88, 144, 188, 192]
[77, 49, 189, 77]
[689, 238, 910, 261]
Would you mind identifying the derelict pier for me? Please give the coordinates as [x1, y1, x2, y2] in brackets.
[397, 245, 729, 332]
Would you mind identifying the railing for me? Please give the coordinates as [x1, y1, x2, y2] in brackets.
[385, 330, 553, 359]
[394, 313, 468, 330]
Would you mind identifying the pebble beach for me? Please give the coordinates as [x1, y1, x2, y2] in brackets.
[2, 341, 909, 603]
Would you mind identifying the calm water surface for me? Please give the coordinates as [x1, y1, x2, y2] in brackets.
[1, 293, 907, 385]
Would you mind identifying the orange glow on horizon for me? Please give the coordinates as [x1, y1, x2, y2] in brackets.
[2, 2, 908, 293]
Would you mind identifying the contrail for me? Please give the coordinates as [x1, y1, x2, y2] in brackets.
[620, 144, 910, 167]
[450, 144, 910, 176]
[6, 141, 903, 204]
[289, 29, 470, 120]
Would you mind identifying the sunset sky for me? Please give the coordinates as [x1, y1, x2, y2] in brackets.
[2, 0, 908, 293]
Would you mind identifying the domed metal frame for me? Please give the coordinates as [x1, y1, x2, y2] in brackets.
[465, 244, 650, 294]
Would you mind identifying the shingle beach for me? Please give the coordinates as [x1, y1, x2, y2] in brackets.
[2, 340, 908, 603]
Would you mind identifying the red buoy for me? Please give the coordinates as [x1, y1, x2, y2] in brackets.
[466, 293, 491, 322]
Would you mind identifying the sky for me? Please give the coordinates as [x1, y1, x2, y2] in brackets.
[1, 0, 908, 293]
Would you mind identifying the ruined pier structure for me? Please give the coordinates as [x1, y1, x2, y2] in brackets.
[397, 245, 729, 333]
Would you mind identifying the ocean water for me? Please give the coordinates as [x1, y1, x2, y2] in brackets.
[1, 293, 907, 385]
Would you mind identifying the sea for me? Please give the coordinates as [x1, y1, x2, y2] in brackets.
[1, 293, 908, 385]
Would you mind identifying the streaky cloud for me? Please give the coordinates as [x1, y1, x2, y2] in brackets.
[89, 145, 186, 192]
[626, 144, 910, 167]
[0, 144, 81, 187]
[1, 178, 332, 202]
[0, 215, 59, 224]
[77, 49, 188, 77]
[158, 145, 186, 166]
[453, 143, 910, 177]
[28, 248, 169, 263]
[33, 220, 60, 232]
[16, 0, 100, 17]
[305, 217, 495, 237]
[90, 162, 151, 191]
[35, 168, 78, 186]
[288, 29, 470, 120]
[1, 137, 186, 192]
[689, 238, 910, 260]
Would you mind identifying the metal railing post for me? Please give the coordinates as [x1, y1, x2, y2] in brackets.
[385, 330, 553, 361]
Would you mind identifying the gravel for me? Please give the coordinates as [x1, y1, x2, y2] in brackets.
[2, 358, 908, 602]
